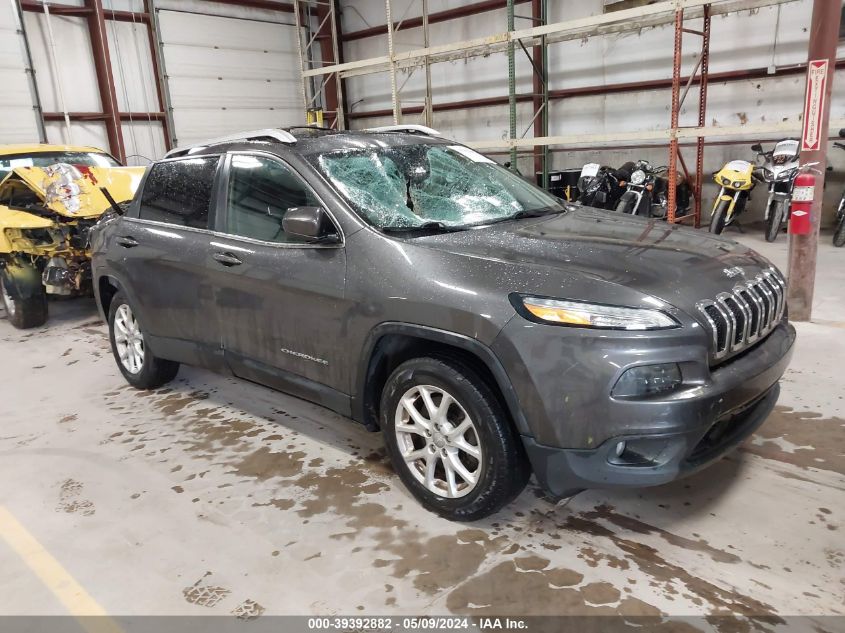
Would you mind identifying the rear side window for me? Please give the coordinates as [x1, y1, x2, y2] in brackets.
[138, 157, 219, 229]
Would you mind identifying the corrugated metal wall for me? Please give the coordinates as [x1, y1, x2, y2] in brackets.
[0, 0, 43, 143]
[157, 8, 301, 147]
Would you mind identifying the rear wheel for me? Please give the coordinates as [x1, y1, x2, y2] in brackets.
[0, 267, 48, 329]
[834, 204, 845, 247]
[765, 201, 784, 242]
[709, 198, 730, 234]
[380, 356, 530, 521]
[108, 291, 179, 389]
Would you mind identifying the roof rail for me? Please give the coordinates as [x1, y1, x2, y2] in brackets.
[164, 128, 297, 158]
[365, 124, 443, 137]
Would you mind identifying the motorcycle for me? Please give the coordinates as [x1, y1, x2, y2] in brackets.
[615, 160, 690, 218]
[752, 139, 807, 242]
[834, 129, 845, 248]
[708, 158, 755, 234]
[576, 162, 626, 209]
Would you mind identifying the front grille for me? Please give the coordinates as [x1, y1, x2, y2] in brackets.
[696, 267, 786, 361]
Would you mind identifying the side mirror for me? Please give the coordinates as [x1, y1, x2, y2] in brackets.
[839, 128, 845, 138]
[282, 206, 338, 242]
[750, 143, 763, 152]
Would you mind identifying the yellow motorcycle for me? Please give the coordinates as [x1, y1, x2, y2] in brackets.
[708, 159, 755, 234]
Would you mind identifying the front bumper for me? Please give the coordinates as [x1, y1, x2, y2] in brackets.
[523, 382, 779, 496]
[493, 318, 795, 495]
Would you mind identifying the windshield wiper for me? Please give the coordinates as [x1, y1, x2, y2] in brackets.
[381, 221, 465, 235]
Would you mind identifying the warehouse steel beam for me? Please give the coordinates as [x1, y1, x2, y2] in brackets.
[304, 0, 797, 79]
[342, 0, 531, 42]
[85, 0, 125, 162]
[787, 0, 842, 322]
[464, 119, 845, 150]
[347, 59, 842, 122]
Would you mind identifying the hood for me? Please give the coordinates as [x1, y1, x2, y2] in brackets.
[6, 164, 145, 219]
[409, 206, 776, 315]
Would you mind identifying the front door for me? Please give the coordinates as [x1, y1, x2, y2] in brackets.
[210, 152, 349, 409]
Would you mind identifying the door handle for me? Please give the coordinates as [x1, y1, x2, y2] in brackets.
[213, 252, 243, 267]
[116, 236, 139, 248]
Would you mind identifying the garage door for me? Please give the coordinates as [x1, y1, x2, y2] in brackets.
[0, 2, 41, 143]
[158, 10, 303, 147]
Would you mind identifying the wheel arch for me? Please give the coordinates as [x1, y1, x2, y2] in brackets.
[354, 323, 530, 437]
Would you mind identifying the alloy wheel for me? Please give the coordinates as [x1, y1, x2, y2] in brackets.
[1, 280, 14, 318]
[394, 385, 482, 499]
[114, 304, 145, 374]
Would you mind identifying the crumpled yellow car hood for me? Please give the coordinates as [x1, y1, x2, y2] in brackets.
[4, 164, 145, 219]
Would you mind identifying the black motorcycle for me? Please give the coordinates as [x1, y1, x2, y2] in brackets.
[576, 163, 627, 209]
[834, 129, 845, 248]
[614, 160, 690, 218]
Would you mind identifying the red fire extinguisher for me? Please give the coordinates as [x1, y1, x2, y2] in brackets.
[789, 172, 815, 235]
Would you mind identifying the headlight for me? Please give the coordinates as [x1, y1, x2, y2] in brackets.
[631, 170, 646, 185]
[732, 181, 744, 188]
[612, 363, 682, 398]
[721, 176, 732, 186]
[513, 296, 679, 330]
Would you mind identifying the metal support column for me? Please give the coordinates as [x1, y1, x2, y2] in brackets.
[666, 8, 684, 223]
[787, 0, 842, 321]
[13, 0, 46, 142]
[507, 0, 517, 170]
[692, 5, 711, 228]
[385, 0, 401, 124]
[145, 0, 174, 150]
[531, 0, 549, 187]
[85, 0, 125, 162]
[422, 0, 433, 127]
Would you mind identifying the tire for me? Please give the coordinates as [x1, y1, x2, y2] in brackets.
[380, 356, 530, 521]
[765, 201, 783, 242]
[616, 192, 637, 215]
[0, 268, 48, 329]
[108, 291, 179, 389]
[709, 198, 730, 234]
[834, 207, 845, 247]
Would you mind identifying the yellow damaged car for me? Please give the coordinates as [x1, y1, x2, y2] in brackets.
[0, 144, 144, 328]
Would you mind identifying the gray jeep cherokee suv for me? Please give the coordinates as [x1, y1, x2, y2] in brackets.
[91, 126, 795, 521]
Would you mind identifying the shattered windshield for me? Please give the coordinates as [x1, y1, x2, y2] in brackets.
[0, 152, 120, 180]
[314, 143, 563, 230]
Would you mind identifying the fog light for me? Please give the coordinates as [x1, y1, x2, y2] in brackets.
[611, 363, 682, 398]
[614, 441, 626, 457]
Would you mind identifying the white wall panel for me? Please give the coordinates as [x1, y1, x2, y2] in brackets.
[158, 9, 302, 146]
[23, 12, 101, 112]
[45, 120, 109, 149]
[0, 1, 41, 143]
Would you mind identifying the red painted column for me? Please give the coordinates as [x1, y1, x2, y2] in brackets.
[786, 0, 842, 321]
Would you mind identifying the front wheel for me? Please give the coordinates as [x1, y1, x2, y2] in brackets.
[108, 291, 179, 389]
[765, 201, 784, 242]
[709, 198, 730, 234]
[380, 356, 530, 521]
[0, 266, 48, 329]
[834, 211, 845, 247]
[615, 191, 638, 215]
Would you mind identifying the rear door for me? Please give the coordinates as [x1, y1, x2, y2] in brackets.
[114, 155, 224, 368]
[210, 151, 349, 405]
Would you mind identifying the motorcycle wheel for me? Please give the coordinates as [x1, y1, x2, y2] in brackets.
[765, 201, 783, 242]
[615, 192, 637, 215]
[834, 213, 845, 247]
[709, 199, 730, 234]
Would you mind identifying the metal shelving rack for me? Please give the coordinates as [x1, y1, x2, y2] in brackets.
[293, 0, 346, 129]
[303, 0, 844, 223]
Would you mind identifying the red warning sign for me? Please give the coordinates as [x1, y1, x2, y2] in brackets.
[801, 59, 828, 152]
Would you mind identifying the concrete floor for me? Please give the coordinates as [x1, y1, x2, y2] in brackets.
[0, 230, 842, 626]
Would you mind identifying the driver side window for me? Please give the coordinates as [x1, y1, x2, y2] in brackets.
[225, 154, 319, 244]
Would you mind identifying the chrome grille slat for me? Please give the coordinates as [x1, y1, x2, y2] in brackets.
[696, 267, 785, 361]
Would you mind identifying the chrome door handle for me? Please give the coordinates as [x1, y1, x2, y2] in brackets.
[116, 236, 139, 248]
[213, 252, 243, 267]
